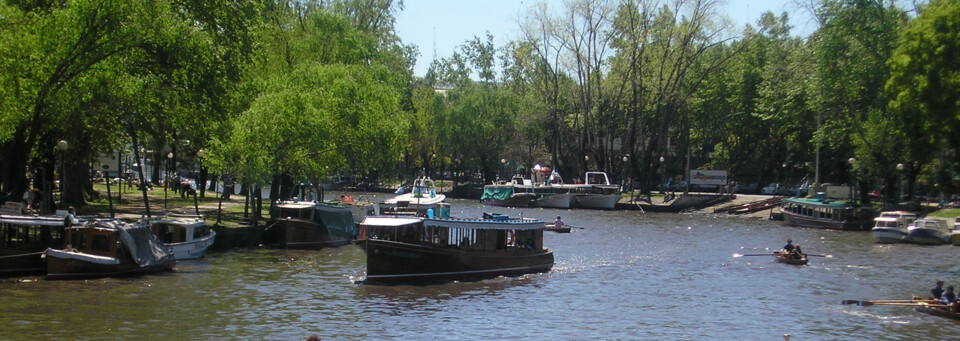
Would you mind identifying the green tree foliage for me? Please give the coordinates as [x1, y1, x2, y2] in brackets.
[887, 0, 960, 194]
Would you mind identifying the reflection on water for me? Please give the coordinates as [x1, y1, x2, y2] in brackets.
[2, 199, 960, 339]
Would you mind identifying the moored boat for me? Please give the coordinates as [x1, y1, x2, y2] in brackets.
[905, 219, 950, 245]
[149, 214, 216, 260]
[871, 211, 918, 243]
[266, 201, 356, 249]
[780, 197, 874, 231]
[355, 214, 554, 284]
[0, 214, 67, 276]
[950, 218, 960, 246]
[44, 219, 176, 279]
[481, 176, 537, 207]
[773, 250, 808, 265]
[382, 177, 446, 213]
[570, 171, 621, 210]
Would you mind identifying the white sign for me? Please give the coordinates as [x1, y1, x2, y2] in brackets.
[1, 201, 23, 215]
[689, 170, 727, 186]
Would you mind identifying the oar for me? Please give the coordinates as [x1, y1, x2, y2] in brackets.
[733, 253, 775, 257]
[806, 254, 832, 258]
[842, 299, 940, 306]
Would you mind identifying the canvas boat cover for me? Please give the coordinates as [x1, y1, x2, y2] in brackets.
[101, 220, 175, 267]
[316, 204, 357, 239]
[481, 186, 514, 201]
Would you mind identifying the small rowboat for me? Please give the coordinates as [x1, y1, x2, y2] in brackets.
[544, 223, 571, 233]
[916, 304, 960, 320]
[773, 251, 808, 265]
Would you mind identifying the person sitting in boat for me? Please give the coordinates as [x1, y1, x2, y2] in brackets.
[941, 286, 958, 305]
[783, 238, 795, 253]
[341, 195, 354, 203]
[554, 216, 564, 229]
[932, 280, 945, 300]
[63, 206, 80, 227]
[791, 245, 804, 259]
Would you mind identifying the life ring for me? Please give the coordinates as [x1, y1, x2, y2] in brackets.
[507, 230, 516, 245]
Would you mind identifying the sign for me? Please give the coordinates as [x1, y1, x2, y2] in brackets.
[689, 170, 727, 186]
[1, 201, 23, 215]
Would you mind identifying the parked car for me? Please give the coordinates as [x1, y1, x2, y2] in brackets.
[761, 183, 780, 195]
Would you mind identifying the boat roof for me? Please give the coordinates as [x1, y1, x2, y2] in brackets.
[782, 197, 860, 208]
[360, 216, 423, 227]
[0, 214, 65, 226]
[424, 217, 544, 230]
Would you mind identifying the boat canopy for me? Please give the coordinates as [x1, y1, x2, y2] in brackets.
[360, 216, 423, 227]
[424, 217, 544, 231]
[0, 214, 66, 227]
[481, 186, 514, 201]
[317, 205, 357, 238]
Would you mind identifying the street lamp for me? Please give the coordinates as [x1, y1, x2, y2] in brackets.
[659, 156, 665, 193]
[623, 155, 630, 197]
[58, 140, 68, 208]
[164, 152, 173, 209]
[195, 149, 205, 215]
[500, 158, 506, 182]
[848, 157, 857, 202]
[896, 163, 905, 205]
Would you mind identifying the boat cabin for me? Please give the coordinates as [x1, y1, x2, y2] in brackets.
[150, 217, 209, 244]
[0, 215, 67, 275]
[65, 225, 122, 259]
[359, 215, 544, 252]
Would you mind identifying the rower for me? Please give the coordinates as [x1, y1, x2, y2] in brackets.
[932, 280, 945, 300]
[783, 238, 795, 253]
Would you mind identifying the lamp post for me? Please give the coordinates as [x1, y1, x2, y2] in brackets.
[499, 158, 506, 182]
[848, 157, 857, 203]
[896, 163, 905, 205]
[195, 149, 205, 215]
[164, 152, 173, 209]
[659, 156, 665, 193]
[58, 140, 68, 208]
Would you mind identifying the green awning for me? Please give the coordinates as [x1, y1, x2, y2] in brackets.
[481, 186, 514, 201]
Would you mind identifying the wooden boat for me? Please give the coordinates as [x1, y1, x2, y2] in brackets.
[382, 177, 446, 212]
[905, 219, 950, 245]
[773, 250, 808, 265]
[44, 219, 176, 279]
[780, 197, 874, 231]
[915, 304, 960, 321]
[951, 218, 960, 246]
[355, 214, 554, 284]
[266, 201, 356, 249]
[544, 223, 571, 233]
[871, 211, 917, 243]
[149, 214, 216, 260]
[0, 214, 67, 276]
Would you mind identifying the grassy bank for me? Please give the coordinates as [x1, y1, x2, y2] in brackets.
[83, 182, 269, 228]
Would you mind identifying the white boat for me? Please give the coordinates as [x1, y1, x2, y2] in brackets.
[149, 214, 216, 260]
[571, 172, 621, 210]
[949, 217, 960, 246]
[870, 211, 918, 243]
[906, 219, 951, 245]
[382, 177, 446, 212]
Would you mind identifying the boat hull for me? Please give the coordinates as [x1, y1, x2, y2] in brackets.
[44, 249, 175, 280]
[272, 219, 353, 249]
[781, 210, 871, 231]
[574, 194, 620, 210]
[534, 194, 576, 209]
[906, 229, 949, 245]
[167, 231, 216, 260]
[916, 305, 960, 321]
[871, 228, 908, 243]
[356, 239, 554, 284]
[773, 252, 808, 265]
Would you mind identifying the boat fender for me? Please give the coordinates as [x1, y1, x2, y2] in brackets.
[507, 230, 516, 245]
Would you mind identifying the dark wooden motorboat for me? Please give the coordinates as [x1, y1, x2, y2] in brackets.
[915, 304, 960, 320]
[355, 214, 554, 284]
[1, 214, 67, 277]
[44, 220, 176, 280]
[266, 201, 356, 249]
[780, 197, 874, 231]
[773, 251, 808, 265]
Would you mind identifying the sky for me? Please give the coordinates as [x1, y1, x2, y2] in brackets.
[395, 0, 818, 76]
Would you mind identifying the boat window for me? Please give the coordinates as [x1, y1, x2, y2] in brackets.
[193, 226, 207, 239]
[90, 234, 110, 253]
[70, 233, 86, 250]
[177, 227, 187, 243]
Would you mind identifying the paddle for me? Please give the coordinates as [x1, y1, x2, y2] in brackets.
[806, 254, 832, 258]
[732, 253, 775, 257]
[842, 299, 940, 306]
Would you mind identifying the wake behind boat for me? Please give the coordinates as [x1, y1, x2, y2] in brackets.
[355, 213, 554, 284]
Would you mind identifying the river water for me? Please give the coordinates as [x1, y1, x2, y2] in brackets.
[2, 198, 960, 340]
